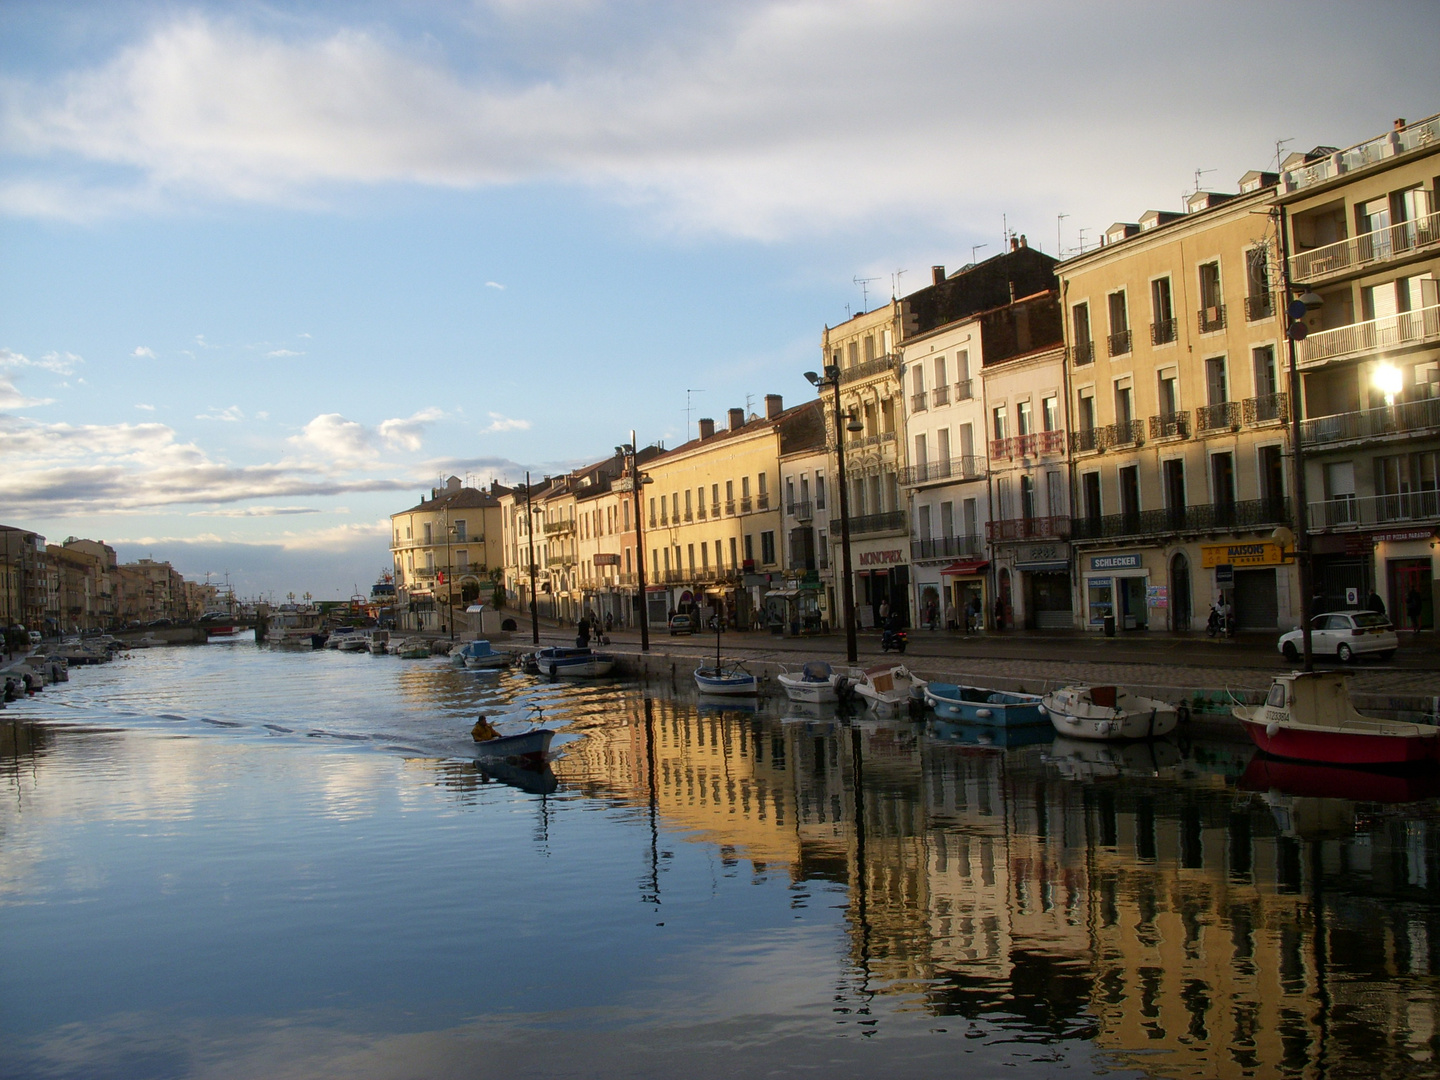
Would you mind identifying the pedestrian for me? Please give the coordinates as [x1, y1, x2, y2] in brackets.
[879, 599, 889, 625]
[604, 612, 613, 633]
[1406, 586, 1424, 634]
[577, 614, 591, 648]
[967, 595, 980, 633]
[1366, 590, 1386, 617]
[994, 595, 1005, 632]
[944, 599, 956, 631]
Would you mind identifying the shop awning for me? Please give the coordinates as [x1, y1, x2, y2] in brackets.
[940, 559, 989, 576]
[765, 588, 799, 599]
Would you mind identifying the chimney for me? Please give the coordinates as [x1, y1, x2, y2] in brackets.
[1009, 236, 1019, 252]
[764, 394, 783, 420]
[931, 265, 945, 285]
[1008, 280, 1016, 303]
[698, 417, 715, 440]
[1395, 118, 1407, 131]
[1019, 234, 1028, 248]
[728, 407, 745, 431]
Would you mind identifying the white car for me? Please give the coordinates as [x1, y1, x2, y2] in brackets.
[1278, 609, 1398, 663]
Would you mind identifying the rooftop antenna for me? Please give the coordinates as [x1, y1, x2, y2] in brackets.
[1192, 167, 1216, 194]
[1057, 213, 1069, 258]
[1002, 213, 1008, 248]
[684, 388, 705, 442]
[1274, 137, 1293, 173]
[891, 268, 907, 297]
[970, 243, 988, 265]
[853, 275, 880, 311]
[1077, 227, 1088, 254]
[744, 393, 755, 418]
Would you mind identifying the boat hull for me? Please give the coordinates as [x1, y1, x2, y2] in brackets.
[1237, 714, 1440, 767]
[695, 667, 758, 695]
[925, 683, 1047, 727]
[1042, 687, 1178, 740]
[1239, 754, 1440, 801]
[473, 728, 555, 766]
[534, 648, 615, 678]
[777, 673, 836, 704]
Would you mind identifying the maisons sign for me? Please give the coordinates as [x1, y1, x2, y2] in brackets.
[1200, 542, 1291, 568]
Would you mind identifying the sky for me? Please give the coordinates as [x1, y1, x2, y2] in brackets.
[2, 0, 1437, 600]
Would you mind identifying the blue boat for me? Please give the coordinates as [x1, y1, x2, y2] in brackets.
[924, 682, 1048, 727]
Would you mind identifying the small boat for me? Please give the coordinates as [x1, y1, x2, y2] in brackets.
[1233, 671, 1440, 767]
[451, 639, 512, 670]
[841, 664, 926, 716]
[471, 706, 555, 767]
[532, 647, 615, 678]
[326, 627, 361, 649]
[925, 682, 1047, 727]
[367, 630, 391, 655]
[777, 661, 838, 704]
[694, 662, 758, 695]
[394, 639, 432, 659]
[1042, 685, 1178, 740]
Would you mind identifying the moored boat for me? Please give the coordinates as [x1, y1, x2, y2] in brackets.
[694, 662, 758, 695]
[1233, 671, 1440, 767]
[326, 627, 361, 649]
[777, 661, 838, 704]
[394, 639, 432, 659]
[925, 682, 1047, 727]
[532, 647, 615, 678]
[367, 630, 391, 655]
[1041, 685, 1178, 740]
[841, 663, 926, 716]
[451, 639, 512, 669]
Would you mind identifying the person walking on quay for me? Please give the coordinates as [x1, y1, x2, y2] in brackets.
[577, 614, 591, 649]
[879, 598, 890, 626]
[993, 595, 1005, 632]
[1407, 586, 1424, 635]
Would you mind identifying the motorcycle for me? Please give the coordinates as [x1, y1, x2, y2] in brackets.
[880, 626, 908, 653]
[1206, 604, 1235, 638]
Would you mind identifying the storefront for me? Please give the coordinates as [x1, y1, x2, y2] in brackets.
[939, 558, 988, 630]
[852, 545, 911, 628]
[1200, 541, 1293, 630]
[1011, 541, 1072, 630]
[1375, 528, 1436, 630]
[1083, 552, 1148, 630]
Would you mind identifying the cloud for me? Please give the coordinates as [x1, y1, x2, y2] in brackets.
[132, 346, 155, 358]
[378, 407, 443, 451]
[196, 405, 245, 422]
[483, 412, 529, 433]
[0, 347, 76, 408]
[290, 408, 444, 460]
[0, 414, 413, 517]
[135, 403, 155, 411]
[278, 519, 389, 551]
[266, 348, 303, 357]
[192, 506, 322, 517]
[484, 281, 505, 290]
[6, 7, 1433, 237]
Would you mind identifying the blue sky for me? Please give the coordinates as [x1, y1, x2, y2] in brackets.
[3, 1, 1436, 599]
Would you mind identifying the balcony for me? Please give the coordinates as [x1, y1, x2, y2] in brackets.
[412, 566, 436, 579]
[987, 515, 1070, 542]
[1300, 395, 1440, 448]
[1244, 293, 1275, 321]
[1072, 419, 1143, 453]
[1196, 401, 1241, 433]
[1150, 319, 1177, 345]
[849, 511, 906, 536]
[683, 509, 692, 522]
[911, 391, 928, 413]
[697, 504, 706, 520]
[1281, 116, 1440, 195]
[1297, 304, 1440, 368]
[543, 519, 574, 535]
[740, 496, 753, 513]
[1242, 392, 1289, 425]
[711, 503, 721, 518]
[1289, 210, 1440, 285]
[1308, 490, 1440, 531]
[1107, 329, 1133, 357]
[1071, 498, 1291, 541]
[1149, 411, 1190, 440]
[725, 500, 736, 515]
[910, 534, 984, 561]
[839, 353, 900, 385]
[662, 570, 687, 584]
[954, 379, 974, 401]
[900, 455, 984, 486]
[788, 500, 814, 521]
[1071, 340, 1094, 366]
[1198, 305, 1227, 333]
[546, 554, 575, 568]
[758, 493, 770, 510]
[932, 384, 950, 406]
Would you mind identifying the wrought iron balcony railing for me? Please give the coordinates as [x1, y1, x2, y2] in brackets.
[1149, 411, 1189, 440]
[899, 455, 984, 486]
[1244, 293, 1275, 321]
[1107, 329, 1132, 357]
[1070, 498, 1290, 541]
[848, 511, 906, 536]
[1150, 319, 1177, 345]
[986, 515, 1070, 542]
[1198, 305, 1227, 333]
[839, 353, 901, 385]
[1243, 392, 1289, 425]
[954, 379, 974, 400]
[1196, 401, 1241, 432]
[910, 534, 984, 561]
[1071, 340, 1094, 366]
[543, 518, 574, 535]
[787, 500, 814, 520]
[931, 384, 950, 406]
[1308, 490, 1440, 531]
[911, 391, 927, 413]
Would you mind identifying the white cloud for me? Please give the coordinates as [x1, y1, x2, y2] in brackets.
[378, 407, 444, 451]
[192, 505, 322, 517]
[483, 412, 529, 433]
[5, 7, 1431, 237]
[132, 345, 156, 358]
[290, 408, 444, 459]
[266, 348, 303, 357]
[196, 405, 245, 422]
[0, 375, 53, 409]
[135, 403, 155, 411]
[485, 281, 505, 290]
[278, 519, 390, 551]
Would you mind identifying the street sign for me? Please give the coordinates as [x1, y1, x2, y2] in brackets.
[1288, 321, 1308, 341]
[1288, 299, 1309, 321]
[1215, 564, 1234, 586]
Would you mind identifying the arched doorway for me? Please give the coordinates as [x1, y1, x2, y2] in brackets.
[1170, 552, 1192, 631]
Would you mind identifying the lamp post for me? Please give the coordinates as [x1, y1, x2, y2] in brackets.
[445, 518, 456, 642]
[1277, 205, 1325, 671]
[525, 471, 540, 646]
[617, 433, 653, 652]
[806, 366, 863, 663]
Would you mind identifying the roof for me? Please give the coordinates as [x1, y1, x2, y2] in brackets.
[395, 487, 501, 515]
[652, 398, 825, 462]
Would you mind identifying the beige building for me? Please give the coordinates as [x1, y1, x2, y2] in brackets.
[641, 394, 823, 630]
[1279, 113, 1440, 629]
[1058, 174, 1297, 631]
[390, 477, 505, 632]
[0, 525, 47, 631]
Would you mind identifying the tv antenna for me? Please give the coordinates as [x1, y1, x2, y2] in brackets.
[1192, 167, 1216, 194]
[853, 275, 880, 311]
[1077, 227, 1088, 254]
[1056, 213, 1069, 258]
[970, 243, 988, 265]
[684, 388, 705, 442]
[891, 268, 907, 297]
[1274, 137, 1293, 173]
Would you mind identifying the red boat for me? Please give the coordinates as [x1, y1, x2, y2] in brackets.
[1234, 672, 1440, 767]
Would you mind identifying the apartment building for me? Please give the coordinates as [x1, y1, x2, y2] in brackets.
[1279, 113, 1440, 628]
[499, 476, 555, 623]
[643, 395, 824, 630]
[390, 477, 505, 632]
[1059, 174, 1295, 631]
[778, 440, 832, 632]
[0, 525, 47, 630]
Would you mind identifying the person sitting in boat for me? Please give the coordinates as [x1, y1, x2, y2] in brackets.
[472, 715, 501, 742]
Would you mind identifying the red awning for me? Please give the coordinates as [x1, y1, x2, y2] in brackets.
[940, 559, 989, 576]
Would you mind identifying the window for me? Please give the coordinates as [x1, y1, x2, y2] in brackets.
[959, 422, 974, 462]
[711, 483, 720, 511]
[1245, 247, 1272, 318]
[1206, 357, 1228, 405]
[758, 473, 767, 497]
[701, 542, 709, 569]
[744, 534, 754, 563]
[815, 471, 826, 509]
[1082, 472, 1102, 521]
[1107, 291, 1131, 355]
[649, 497, 657, 526]
[1118, 465, 1140, 523]
[457, 550, 469, 570]
[914, 432, 928, 467]
[663, 547, 671, 571]
[993, 405, 1008, 441]
[1072, 303, 1093, 363]
[785, 477, 795, 509]
[1078, 389, 1096, 431]
[1212, 452, 1237, 507]
[940, 501, 954, 537]
[1042, 396, 1058, 432]
[962, 498, 978, 538]
[687, 544, 695, 572]
[1021, 475, 1037, 520]
[1199, 261, 1224, 330]
[863, 335, 875, 362]
[715, 539, 725, 568]
[684, 489, 692, 519]
[1158, 368, 1178, 415]
[1151, 277, 1175, 343]
[741, 476, 750, 498]
[1047, 472, 1065, 517]
[1114, 379, 1133, 428]
[934, 355, 947, 387]
[918, 504, 932, 540]
[937, 427, 950, 466]
[453, 520, 467, 542]
[1253, 346, 1278, 398]
[423, 523, 432, 544]
[911, 365, 925, 395]
[1017, 399, 1033, 436]
[761, 531, 776, 565]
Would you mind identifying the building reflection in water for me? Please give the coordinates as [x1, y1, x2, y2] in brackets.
[555, 698, 1440, 1077]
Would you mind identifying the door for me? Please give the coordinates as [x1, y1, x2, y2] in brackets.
[1170, 552, 1192, 631]
[1234, 568, 1278, 629]
[1389, 559, 1434, 629]
[1119, 576, 1147, 630]
[1164, 459, 1186, 528]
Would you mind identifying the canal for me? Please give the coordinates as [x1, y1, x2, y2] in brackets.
[2, 640, 1438, 1078]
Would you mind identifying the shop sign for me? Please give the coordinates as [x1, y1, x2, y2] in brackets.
[593, 553, 621, 566]
[1089, 553, 1141, 571]
[857, 549, 906, 566]
[1201, 542, 1290, 568]
[1016, 543, 1069, 571]
[1370, 528, 1435, 544]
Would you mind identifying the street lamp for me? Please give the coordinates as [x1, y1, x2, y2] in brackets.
[806, 365, 864, 663]
[617, 433, 655, 652]
[524, 471, 541, 646]
[445, 519, 457, 642]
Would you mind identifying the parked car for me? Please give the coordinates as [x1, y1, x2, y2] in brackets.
[1278, 610, 1398, 663]
[668, 614, 693, 636]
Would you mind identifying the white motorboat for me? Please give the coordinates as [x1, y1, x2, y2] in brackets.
[841, 664, 927, 716]
[1041, 685, 1178, 740]
[531, 647, 615, 678]
[777, 661, 838, 704]
[335, 633, 369, 652]
[451, 639, 512, 669]
[394, 639, 432, 659]
[367, 630, 391, 655]
[325, 627, 361, 649]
